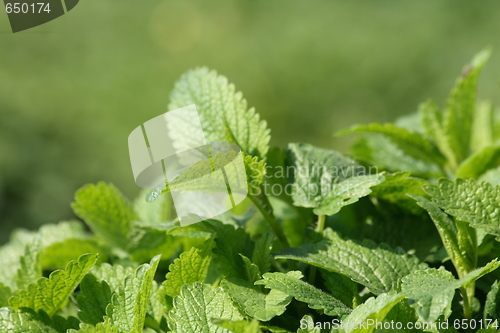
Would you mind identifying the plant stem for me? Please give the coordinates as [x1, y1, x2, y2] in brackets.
[249, 193, 290, 249]
[460, 287, 472, 320]
[308, 215, 326, 284]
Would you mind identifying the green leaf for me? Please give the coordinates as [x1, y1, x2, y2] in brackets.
[134, 188, 171, 224]
[213, 319, 261, 333]
[484, 280, 500, 321]
[68, 320, 120, 333]
[337, 122, 445, 166]
[77, 274, 112, 325]
[455, 145, 500, 179]
[255, 271, 351, 316]
[168, 67, 270, 159]
[42, 238, 106, 270]
[286, 143, 384, 216]
[107, 255, 161, 333]
[321, 270, 358, 308]
[0, 308, 58, 333]
[369, 172, 428, 214]
[297, 315, 320, 333]
[0, 282, 12, 307]
[15, 239, 42, 290]
[251, 232, 274, 275]
[72, 182, 136, 249]
[10, 253, 98, 316]
[423, 178, 500, 238]
[90, 263, 135, 293]
[163, 238, 214, 298]
[410, 195, 476, 277]
[221, 276, 293, 322]
[471, 101, 495, 152]
[443, 48, 491, 166]
[169, 282, 244, 333]
[276, 229, 426, 295]
[350, 134, 442, 177]
[339, 292, 406, 333]
[401, 260, 500, 322]
[245, 154, 267, 194]
[209, 221, 254, 280]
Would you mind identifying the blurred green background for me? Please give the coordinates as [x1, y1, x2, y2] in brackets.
[1, 0, 500, 243]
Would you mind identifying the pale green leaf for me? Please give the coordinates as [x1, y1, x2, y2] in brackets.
[107, 255, 161, 333]
[222, 276, 293, 322]
[68, 320, 120, 333]
[213, 319, 261, 333]
[164, 238, 213, 298]
[351, 135, 442, 177]
[169, 67, 270, 159]
[369, 172, 428, 214]
[72, 182, 136, 249]
[401, 260, 500, 322]
[443, 48, 491, 166]
[423, 178, 500, 238]
[255, 271, 351, 316]
[410, 195, 476, 277]
[276, 229, 426, 295]
[15, 238, 42, 290]
[455, 145, 500, 179]
[90, 263, 135, 293]
[286, 143, 384, 215]
[471, 101, 494, 152]
[297, 315, 320, 333]
[169, 282, 244, 333]
[340, 292, 406, 333]
[337, 122, 445, 166]
[10, 253, 98, 316]
[134, 188, 171, 224]
[0, 282, 12, 307]
[0, 308, 58, 333]
[41, 238, 106, 270]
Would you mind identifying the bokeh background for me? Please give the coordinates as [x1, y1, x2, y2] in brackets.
[1, 0, 500, 243]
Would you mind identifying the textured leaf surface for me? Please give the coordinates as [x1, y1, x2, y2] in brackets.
[169, 67, 270, 159]
[411, 195, 476, 277]
[351, 135, 442, 177]
[15, 239, 42, 290]
[255, 271, 351, 316]
[286, 143, 384, 215]
[169, 282, 244, 333]
[0, 282, 12, 307]
[10, 253, 98, 316]
[443, 48, 490, 166]
[72, 182, 136, 249]
[221, 276, 293, 321]
[90, 263, 135, 293]
[276, 229, 425, 295]
[369, 172, 428, 214]
[213, 319, 261, 333]
[164, 238, 213, 298]
[337, 122, 444, 166]
[68, 321, 120, 333]
[455, 145, 500, 179]
[484, 280, 500, 321]
[401, 260, 500, 322]
[41, 238, 105, 269]
[251, 232, 274, 275]
[107, 255, 161, 333]
[340, 292, 406, 333]
[423, 178, 500, 238]
[297, 315, 320, 333]
[77, 274, 112, 325]
[0, 308, 58, 333]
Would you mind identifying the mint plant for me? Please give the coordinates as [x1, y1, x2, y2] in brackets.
[1, 48, 500, 333]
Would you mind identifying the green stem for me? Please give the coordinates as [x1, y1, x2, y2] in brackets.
[308, 215, 326, 284]
[460, 287, 472, 320]
[249, 193, 290, 249]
